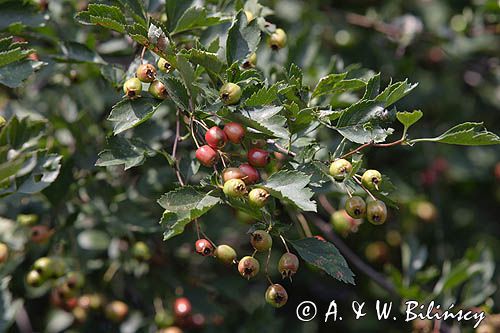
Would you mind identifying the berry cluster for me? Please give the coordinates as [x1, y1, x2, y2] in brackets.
[123, 58, 174, 100]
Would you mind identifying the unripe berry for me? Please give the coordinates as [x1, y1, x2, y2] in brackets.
[26, 270, 44, 287]
[265, 284, 288, 308]
[214, 244, 237, 265]
[33, 257, 56, 279]
[157, 58, 173, 73]
[155, 310, 174, 328]
[366, 200, 387, 225]
[196, 145, 218, 167]
[247, 148, 270, 168]
[223, 178, 247, 197]
[345, 196, 366, 219]
[238, 256, 260, 279]
[0, 243, 8, 264]
[242, 52, 257, 69]
[132, 241, 151, 261]
[219, 83, 242, 105]
[267, 28, 287, 50]
[278, 253, 299, 279]
[222, 168, 246, 183]
[173, 297, 191, 318]
[195, 239, 214, 256]
[365, 241, 389, 263]
[205, 126, 227, 149]
[72, 306, 88, 323]
[330, 210, 352, 235]
[17, 213, 38, 226]
[31, 225, 54, 243]
[63, 271, 85, 291]
[105, 301, 129, 322]
[223, 122, 245, 144]
[329, 159, 352, 182]
[136, 63, 157, 83]
[361, 169, 382, 191]
[250, 230, 272, 252]
[248, 188, 270, 208]
[149, 80, 168, 99]
[123, 77, 142, 98]
[239, 163, 260, 184]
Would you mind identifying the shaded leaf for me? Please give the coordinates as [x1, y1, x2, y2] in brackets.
[411, 122, 500, 146]
[262, 170, 316, 211]
[226, 11, 260, 64]
[96, 136, 154, 170]
[108, 98, 164, 135]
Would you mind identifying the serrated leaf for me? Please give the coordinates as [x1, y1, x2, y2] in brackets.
[0, 48, 33, 67]
[376, 79, 418, 107]
[17, 152, 62, 194]
[96, 136, 154, 170]
[157, 74, 190, 111]
[220, 106, 289, 139]
[262, 170, 316, 211]
[396, 110, 423, 131]
[158, 187, 221, 240]
[78, 4, 127, 33]
[337, 125, 394, 144]
[290, 237, 355, 284]
[311, 73, 347, 98]
[188, 49, 225, 74]
[173, 6, 225, 34]
[0, 60, 42, 88]
[411, 122, 500, 146]
[116, 0, 146, 26]
[363, 73, 381, 99]
[165, 0, 193, 31]
[55, 42, 106, 64]
[244, 84, 279, 107]
[108, 98, 164, 135]
[0, 9, 47, 30]
[226, 11, 260, 64]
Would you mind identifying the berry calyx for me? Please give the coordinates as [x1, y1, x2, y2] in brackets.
[250, 230, 272, 252]
[157, 58, 173, 73]
[248, 188, 270, 208]
[196, 145, 218, 167]
[219, 83, 242, 105]
[238, 256, 260, 279]
[149, 80, 168, 100]
[267, 28, 287, 50]
[367, 200, 387, 225]
[123, 77, 142, 98]
[132, 241, 151, 261]
[155, 310, 174, 328]
[265, 284, 288, 308]
[173, 297, 192, 318]
[105, 300, 129, 322]
[239, 163, 260, 184]
[345, 196, 367, 219]
[26, 270, 44, 287]
[222, 168, 246, 183]
[205, 126, 228, 149]
[195, 239, 215, 256]
[329, 159, 352, 182]
[223, 122, 245, 144]
[278, 253, 299, 279]
[136, 63, 157, 83]
[214, 244, 237, 265]
[242, 52, 257, 69]
[361, 169, 382, 191]
[0, 243, 8, 264]
[247, 148, 270, 168]
[223, 178, 247, 197]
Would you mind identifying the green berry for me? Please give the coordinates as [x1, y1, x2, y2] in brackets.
[136, 63, 157, 83]
[219, 83, 242, 105]
[248, 188, 270, 208]
[214, 245, 237, 265]
[16, 213, 38, 226]
[242, 52, 257, 68]
[267, 28, 287, 50]
[26, 270, 44, 287]
[157, 58, 173, 73]
[238, 256, 260, 279]
[329, 159, 352, 182]
[330, 210, 352, 235]
[123, 77, 142, 98]
[366, 200, 387, 225]
[265, 284, 288, 308]
[155, 310, 174, 328]
[132, 241, 151, 261]
[223, 178, 247, 198]
[362, 169, 382, 191]
[33, 257, 56, 279]
[105, 301, 129, 322]
[250, 230, 272, 252]
[345, 196, 366, 219]
[148, 80, 168, 100]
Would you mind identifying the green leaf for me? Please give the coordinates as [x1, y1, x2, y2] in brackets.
[220, 106, 289, 139]
[375, 79, 418, 107]
[0, 9, 47, 30]
[165, 0, 194, 32]
[363, 73, 381, 99]
[116, 0, 146, 26]
[187, 49, 225, 74]
[411, 122, 500, 146]
[77, 230, 110, 251]
[17, 152, 62, 194]
[311, 73, 347, 98]
[0, 157, 25, 182]
[262, 170, 316, 212]
[158, 187, 221, 240]
[0, 47, 33, 67]
[54, 42, 106, 64]
[396, 110, 423, 132]
[77, 4, 127, 33]
[226, 11, 261, 64]
[96, 136, 154, 170]
[173, 6, 226, 34]
[244, 83, 279, 107]
[336, 125, 394, 145]
[0, 116, 46, 151]
[289, 237, 355, 284]
[108, 98, 164, 135]
[0, 60, 42, 88]
[157, 74, 190, 111]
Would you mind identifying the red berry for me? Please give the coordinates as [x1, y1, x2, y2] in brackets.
[174, 297, 192, 318]
[247, 148, 270, 168]
[278, 252, 299, 279]
[239, 164, 260, 184]
[31, 225, 54, 244]
[205, 126, 227, 149]
[196, 145, 218, 167]
[223, 123, 245, 144]
[265, 284, 288, 308]
[195, 239, 214, 256]
[222, 168, 246, 183]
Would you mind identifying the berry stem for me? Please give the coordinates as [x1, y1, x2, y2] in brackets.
[265, 248, 273, 285]
[352, 175, 377, 201]
[296, 213, 313, 238]
[267, 139, 296, 157]
[140, 46, 146, 61]
[189, 115, 201, 148]
[279, 235, 290, 253]
[172, 110, 185, 186]
[318, 194, 335, 215]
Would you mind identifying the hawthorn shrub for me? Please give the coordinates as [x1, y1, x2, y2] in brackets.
[0, 0, 499, 332]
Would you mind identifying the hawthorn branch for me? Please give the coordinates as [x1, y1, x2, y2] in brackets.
[172, 110, 185, 186]
[339, 138, 405, 159]
[267, 139, 296, 157]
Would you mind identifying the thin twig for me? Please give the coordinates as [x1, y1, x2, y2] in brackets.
[265, 248, 273, 285]
[353, 175, 377, 201]
[296, 213, 313, 237]
[267, 139, 296, 157]
[279, 235, 290, 253]
[318, 194, 336, 215]
[172, 110, 185, 186]
[340, 139, 405, 159]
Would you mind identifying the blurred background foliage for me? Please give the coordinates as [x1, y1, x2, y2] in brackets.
[0, 0, 499, 332]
